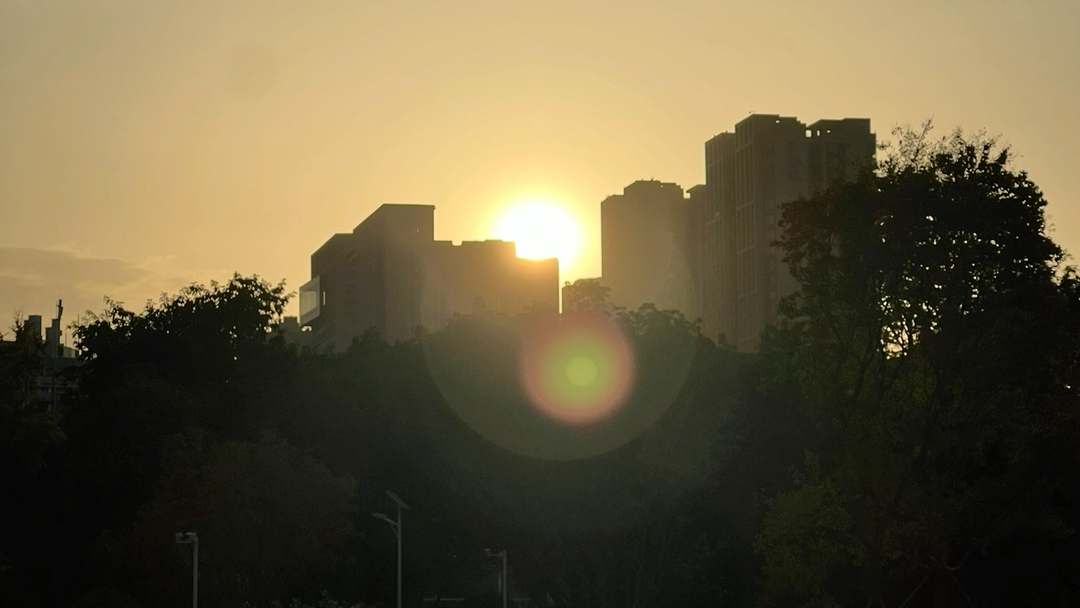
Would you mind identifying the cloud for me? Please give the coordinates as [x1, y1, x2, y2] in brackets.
[0, 246, 230, 329]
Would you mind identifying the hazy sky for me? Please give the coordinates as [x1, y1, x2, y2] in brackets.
[2, 0, 1078, 328]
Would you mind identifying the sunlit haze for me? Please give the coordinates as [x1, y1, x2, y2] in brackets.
[492, 200, 581, 268]
[1, 0, 1078, 321]
[7, 2, 1080, 605]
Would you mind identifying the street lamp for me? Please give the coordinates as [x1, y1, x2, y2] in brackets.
[485, 548, 508, 608]
[174, 532, 199, 608]
[372, 490, 409, 608]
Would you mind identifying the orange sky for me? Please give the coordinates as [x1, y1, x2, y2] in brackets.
[2, 0, 1078, 327]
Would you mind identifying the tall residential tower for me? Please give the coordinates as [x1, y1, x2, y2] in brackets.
[699, 115, 875, 351]
[600, 180, 697, 316]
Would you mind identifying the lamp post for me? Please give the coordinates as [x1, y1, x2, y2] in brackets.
[485, 548, 507, 608]
[372, 490, 409, 608]
[174, 532, 199, 608]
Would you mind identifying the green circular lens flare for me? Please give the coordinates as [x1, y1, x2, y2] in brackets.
[566, 355, 598, 387]
[519, 315, 635, 426]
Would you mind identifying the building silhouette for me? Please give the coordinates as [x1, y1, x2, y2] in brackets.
[698, 114, 876, 350]
[1, 301, 81, 410]
[300, 204, 558, 350]
[600, 180, 697, 316]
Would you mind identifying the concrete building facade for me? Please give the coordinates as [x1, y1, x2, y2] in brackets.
[300, 204, 558, 351]
[600, 180, 697, 316]
[699, 114, 875, 351]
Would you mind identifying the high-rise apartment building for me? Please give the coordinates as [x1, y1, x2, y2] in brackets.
[300, 204, 558, 351]
[699, 115, 875, 351]
[807, 119, 877, 194]
[600, 180, 696, 315]
[702, 132, 736, 345]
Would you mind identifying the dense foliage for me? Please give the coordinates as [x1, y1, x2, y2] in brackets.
[1, 126, 1079, 607]
[757, 124, 1080, 607]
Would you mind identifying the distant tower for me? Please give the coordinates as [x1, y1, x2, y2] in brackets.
[601, 180, 693, 314]
[57, 299, 64, 354]
[46, 299, 64, 358]
[700, 115, 875, 351]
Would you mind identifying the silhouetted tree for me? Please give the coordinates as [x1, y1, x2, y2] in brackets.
[756, 123, 1080, 607]
[3, 275, 298, 607]
[562, 279, 622, 317]
[65, 274, 294, 524]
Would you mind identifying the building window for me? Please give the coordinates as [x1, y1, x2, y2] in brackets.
[300, 290, 318, 317]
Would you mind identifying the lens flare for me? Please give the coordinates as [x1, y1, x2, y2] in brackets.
[519, 315, 635, 426]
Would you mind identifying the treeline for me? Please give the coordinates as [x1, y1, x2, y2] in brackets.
[2, 125, 1080, 607]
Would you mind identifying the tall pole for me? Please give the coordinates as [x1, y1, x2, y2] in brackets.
[396, 502, 402, 608]
[486, 549, 508, 608]
[501, 550, 507, 608]
[192, 536, 199, 608]
[176, 532, 198, 608]
[374, 491, 408, 608]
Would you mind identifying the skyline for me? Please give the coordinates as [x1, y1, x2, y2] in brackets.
[2, 0, 1079, 322]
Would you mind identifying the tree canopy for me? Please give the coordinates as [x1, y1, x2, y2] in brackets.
[756, 123, 1080, 607]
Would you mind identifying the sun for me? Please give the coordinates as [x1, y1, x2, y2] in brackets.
[493, 199, 581, 266]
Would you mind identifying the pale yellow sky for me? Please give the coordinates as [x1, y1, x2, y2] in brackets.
[2, 0, 1078, 324]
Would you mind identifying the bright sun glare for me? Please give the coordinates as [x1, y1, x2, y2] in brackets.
[493, 200, 581, 266]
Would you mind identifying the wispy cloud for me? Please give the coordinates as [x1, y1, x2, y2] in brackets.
[0, 245, 230, 329]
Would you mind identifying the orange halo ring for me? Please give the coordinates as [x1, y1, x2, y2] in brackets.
[518, 315, 636, 426]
